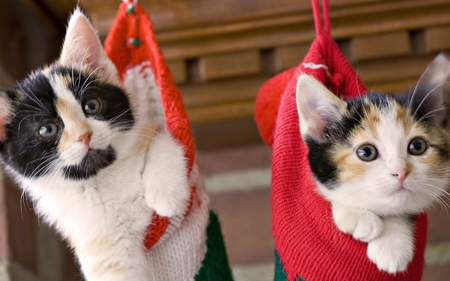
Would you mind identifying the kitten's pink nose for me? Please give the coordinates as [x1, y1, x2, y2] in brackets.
[78, 131, 92, 146]
[392, 168, 409, 183]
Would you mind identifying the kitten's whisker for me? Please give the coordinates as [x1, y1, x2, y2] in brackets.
[347, 100, 364, 123]
[416, 107, 447, 123]
[421, 183, 450, 210]
[17, 84, 51, 115]
[27, 155, 58, 178]
[108, 108, 132, 123]
[409, 65, 432, 110]
[19, 189, 27, 221]
[412, 81, 449, 120]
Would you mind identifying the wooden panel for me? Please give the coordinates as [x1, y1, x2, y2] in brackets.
[428, 25, 450, 51]
[365, 79, 419, 95]
[274, 44, 310, 71]
[82, 0, 380, 35]
[162, 28, 315, 61]
[5, 177, 38, 274]
[0, 65, 14, 87]
[409, 29, 429, 55]
[39, 0, 450, 150]
[39, 0, 77, 23]
[356, 56, 431, 84]
[187, 100, 255, 125]
[167, 59, 187, 84]
[81, 0, 450, 37]
[0, 1, 25, 79]
[0, 175, 8, 259]
[181, 75, 268, 108]
[199, 50, 261, 81]
[192, 118, 262, 149]
[159, 8, 450, 60]
[348, 31, 412, 62]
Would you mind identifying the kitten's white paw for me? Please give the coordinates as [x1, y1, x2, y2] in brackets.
[146, 185, 190, 217]
[333, 204, 383, 242]
[367, 216, 414, 274]
[352, 211, 383, 242]
[367, 238, 412, 273]
[143, 130, 191, 217]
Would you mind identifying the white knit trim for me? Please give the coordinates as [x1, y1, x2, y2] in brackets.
[147, 161, 210, 280]
[303, 62, 331, 76]
[123, 62, 209, 280]
[122, 0, 138, 6]
[122, 61, 166, 128]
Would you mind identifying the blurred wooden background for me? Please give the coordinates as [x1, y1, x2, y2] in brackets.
[2, 0, 450, 150]
[0, 0, 450, 280]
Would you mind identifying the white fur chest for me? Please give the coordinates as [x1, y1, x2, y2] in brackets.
[22, 150, 154, 254]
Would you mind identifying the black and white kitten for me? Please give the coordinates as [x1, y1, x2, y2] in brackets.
[0, 9, 209, 281]
[296, 53, 450, 273]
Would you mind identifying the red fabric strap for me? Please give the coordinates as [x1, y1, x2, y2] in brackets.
[104, 2, 197, 251]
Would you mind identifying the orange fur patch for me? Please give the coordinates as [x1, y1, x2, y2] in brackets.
[333, 147, 369, 182]
[136, 123, 159, 153]
[360, 103, 380, 137]
[56, 98, 91, 152]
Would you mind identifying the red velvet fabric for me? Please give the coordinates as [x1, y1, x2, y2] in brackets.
[255, 0, 427, 280]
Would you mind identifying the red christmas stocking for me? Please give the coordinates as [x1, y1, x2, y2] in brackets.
[255, 0, 427, 280]
[103, 1, 233, 280]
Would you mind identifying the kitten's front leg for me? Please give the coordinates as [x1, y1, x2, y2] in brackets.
[332, 202, 383, 242]
[143, 130, 190, 217]
[367, 216, 414, 274]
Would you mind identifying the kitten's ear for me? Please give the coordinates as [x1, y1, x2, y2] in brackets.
[296, 74, 347, 143]
[420, 52, 450, 87]
[59, 8, 118, 80]
[411, 53, 450, 125]
[0, 91, 12, 142]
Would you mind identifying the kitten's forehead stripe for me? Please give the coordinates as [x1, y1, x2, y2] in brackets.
[360, 104, 381, 137]
[56, 97, 90, 153]
[49, 66, 94, 100]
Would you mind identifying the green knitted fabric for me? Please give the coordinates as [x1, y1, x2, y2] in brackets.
[275, 251, 305, 281]
[195, 210, 234, 281]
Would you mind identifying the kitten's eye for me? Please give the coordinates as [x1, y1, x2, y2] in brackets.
[408, 138, 428, 155]
[39, 123, 58, 138]
[356, 144, 378, 161]
[84, 99, 101, 115]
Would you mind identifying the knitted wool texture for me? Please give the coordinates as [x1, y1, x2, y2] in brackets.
[255, 0, 427, 280]
[104, 1, 199, 251]
[102, 2, 226, 280]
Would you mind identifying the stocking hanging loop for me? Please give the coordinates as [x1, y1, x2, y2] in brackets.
[123, 0, 138, 4]
[312, 0, 330, 36]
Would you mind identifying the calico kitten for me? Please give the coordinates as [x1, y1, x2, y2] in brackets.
[296, 54, 450, 273]
[0, 9, 207, 281]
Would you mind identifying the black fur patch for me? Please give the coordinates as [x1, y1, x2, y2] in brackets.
[0, 74, 62, 178]
[51, 66, 134, 131]
[305, 137, 338, 187]
[63, 146, 116, 180]
[0, 67, 134, 180]
[305, 96, 367, 188]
